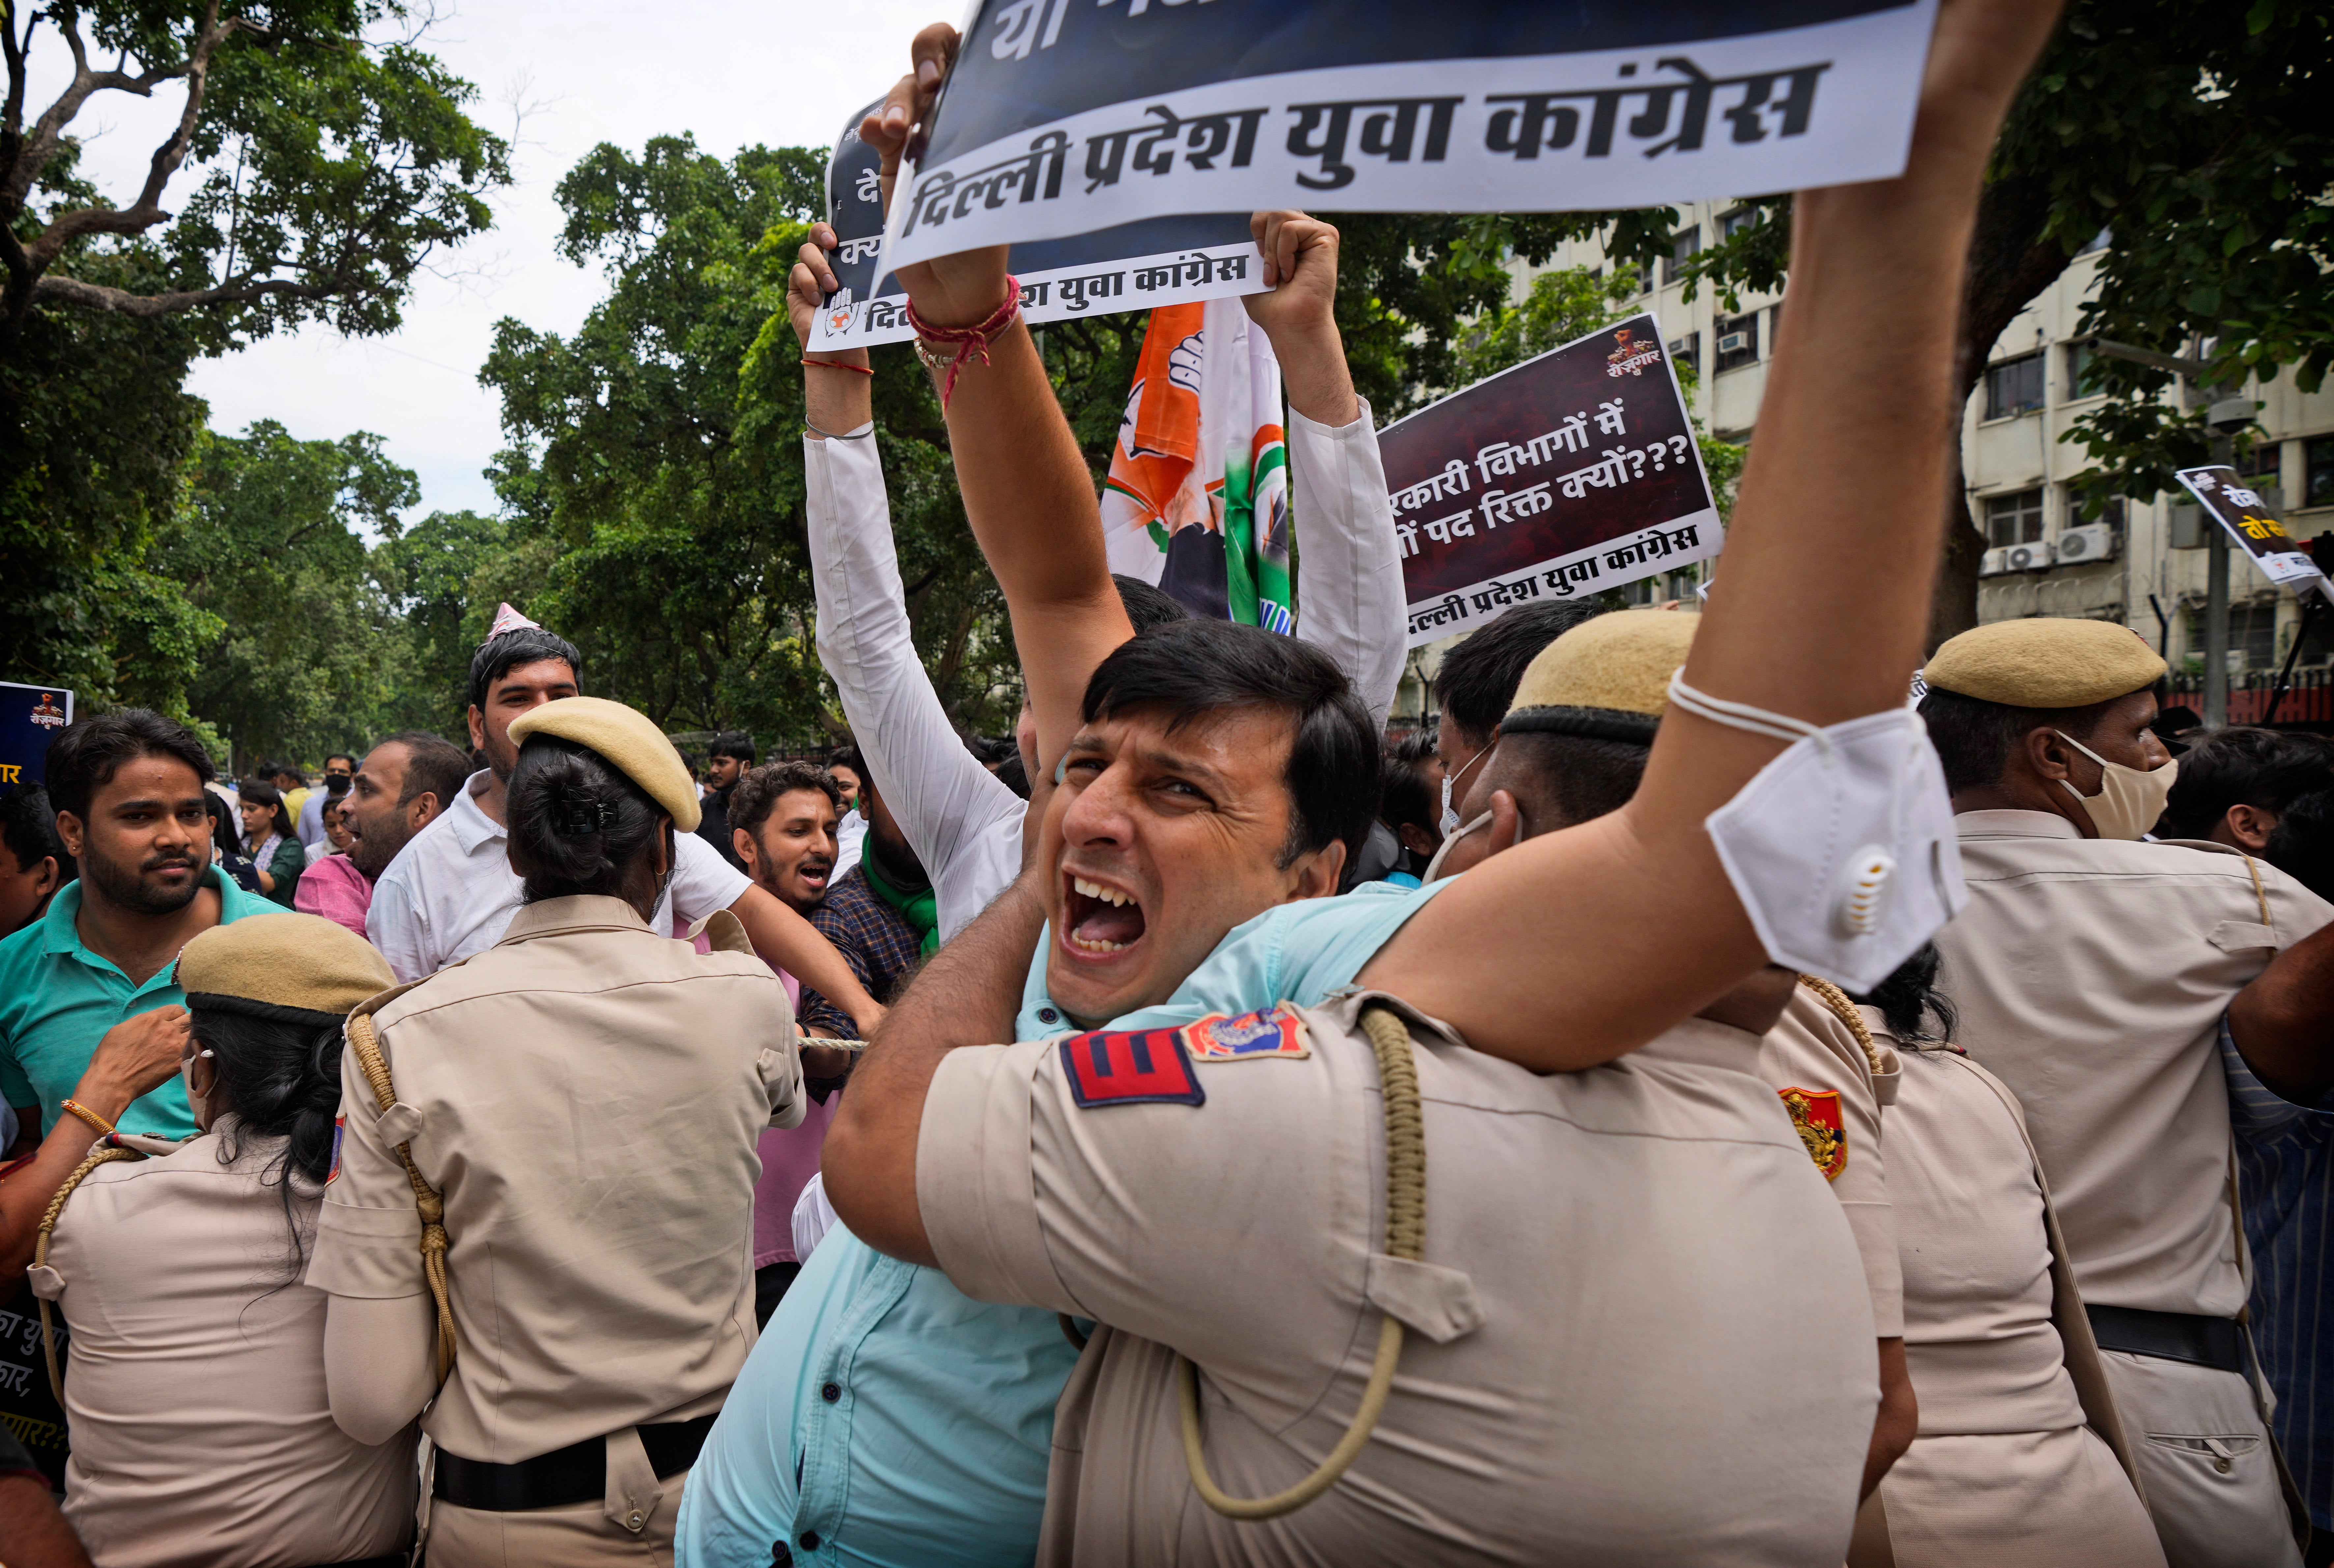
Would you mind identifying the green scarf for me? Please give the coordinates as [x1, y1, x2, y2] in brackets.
[859, 846, 939, 955]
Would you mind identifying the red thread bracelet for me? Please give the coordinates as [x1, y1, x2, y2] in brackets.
[801, 358, 873, 376]
[904, 276, 1022, 412]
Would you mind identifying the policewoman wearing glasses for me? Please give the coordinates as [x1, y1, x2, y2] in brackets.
[306, 698, 806, 1565]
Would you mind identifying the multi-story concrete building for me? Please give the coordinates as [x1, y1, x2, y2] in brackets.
[1388, 200, 2334, 730]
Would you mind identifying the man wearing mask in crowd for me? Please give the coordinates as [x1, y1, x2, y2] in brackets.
[697, 732, 757, 873]
[298, 731, 471, 939]
[1428, 600, 1612, 840]
[1922, 618, 2334, 1568]
[364, 605, 887, 1035]
[296, 752, 356, 848]
[794, 747, 927, 1042]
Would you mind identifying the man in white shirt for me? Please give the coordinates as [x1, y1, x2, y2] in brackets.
[792, 210, 1404, 942]
[366, 615, 888, 1034]
[295, 753, 355, 848]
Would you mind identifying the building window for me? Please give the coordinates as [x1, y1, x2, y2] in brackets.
[1985, 488, 2044, 547]
[2229, 602, 2279, 670]
[1666, 332, 1699, 377]
[2241, 440, 2283, 497]
[1718, 206, 1761, 241]
[1715, 313, 1760, 372]
[1984, 353, 2046, 420]
[2310, 437, 2334, 509]
[1663, 227, 1701, 284]
[2065, 341, 2101, 400]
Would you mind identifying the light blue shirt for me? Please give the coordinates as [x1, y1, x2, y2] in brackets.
[676, 880, 1445, 1567]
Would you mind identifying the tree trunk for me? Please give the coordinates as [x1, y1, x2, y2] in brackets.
[1927, 171, 2087, 650]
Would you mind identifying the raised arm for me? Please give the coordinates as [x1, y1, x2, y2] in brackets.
[2229, 916, 2334, 1104]
[862, 28, 1133, 770]
[1246, 212, 1407, 729]
[787, 231, 1028, 921]
[1357, 0, 2068, 1066]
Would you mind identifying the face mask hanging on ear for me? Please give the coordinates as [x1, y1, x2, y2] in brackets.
[1669, 674, 1967, 993]
[2052, 732, 2177, 841]
[1422, 810, 1493, 882]
[1440, 743, 1491, 838]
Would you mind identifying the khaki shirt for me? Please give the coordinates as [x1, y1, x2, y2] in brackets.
[1759, 986, 1904, 1337]
[306, 895, 803, 1463]
[30, 1119, 417, 1567]
[1934, 811, 2334, 1318]
[919, 992, 1877, 1566]
[1884, 1039, 2090, 1437]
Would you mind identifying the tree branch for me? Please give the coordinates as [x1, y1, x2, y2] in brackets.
[26, 2, 260, 265]
[30, 269, 348, 318]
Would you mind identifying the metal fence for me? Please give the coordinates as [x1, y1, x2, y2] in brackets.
[2166, 666, 2334, 728]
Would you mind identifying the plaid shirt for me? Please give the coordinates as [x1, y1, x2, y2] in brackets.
[796, 865, 923, 1039]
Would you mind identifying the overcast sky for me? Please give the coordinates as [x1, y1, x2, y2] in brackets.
[43, 0, 947, 523]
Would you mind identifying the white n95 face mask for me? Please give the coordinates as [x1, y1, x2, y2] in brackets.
[2053, 731, 2177, 841]
[1671, 674, 1966, 993]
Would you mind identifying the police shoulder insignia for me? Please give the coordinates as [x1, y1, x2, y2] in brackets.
[1779, 1087, 1847, 1181]
[1060, 1025, 1205, 1110]
[327, 1113, 345, 1183]
[1184, 1007, 1309, 1063]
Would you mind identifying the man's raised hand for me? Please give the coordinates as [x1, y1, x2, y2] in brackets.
[1242, 211, 1359, 427]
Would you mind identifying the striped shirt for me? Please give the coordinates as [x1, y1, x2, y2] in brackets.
[2222, 1022, 2334, 1530]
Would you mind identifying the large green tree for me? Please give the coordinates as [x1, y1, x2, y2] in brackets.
[0, 0, 508, 708]
[161, 417, 416, 768]
[483, 135, 1019, 743]
[1542, 0, 2331, 640]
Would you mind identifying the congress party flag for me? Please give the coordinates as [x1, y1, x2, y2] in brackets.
[1100, 300, 1291, 632]
[877, 0, 1938, 279]
[1382, 311, 1720, 647]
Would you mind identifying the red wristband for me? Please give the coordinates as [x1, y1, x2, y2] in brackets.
[904, 276, 1023, 412]
[801, 357, 873, 375]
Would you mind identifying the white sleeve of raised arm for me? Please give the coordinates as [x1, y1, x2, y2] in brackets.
[1288, 396, 1405, 730]
[806, 427, 1026, 918]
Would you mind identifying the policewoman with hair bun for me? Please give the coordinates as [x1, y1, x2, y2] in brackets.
[28, 911, 420, 1568]
[305, 697, 806, 1565]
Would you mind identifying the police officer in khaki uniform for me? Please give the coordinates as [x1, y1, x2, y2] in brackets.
[1846, 954, 2163, 1568]
[306, 697, 804, 1565]
[30, 914, 418, 1568]
[1762, 980, 1916, 1494]
[1922, 618, 2333, 1568]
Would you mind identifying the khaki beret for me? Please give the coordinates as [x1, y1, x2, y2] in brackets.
[507, 695, 702, 832]
[1923, 618, 2165, 708]
[178, 913, 396, 1021]
[1499, 609, 1699, 744]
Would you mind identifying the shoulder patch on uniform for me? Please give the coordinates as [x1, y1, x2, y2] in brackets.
[1185, 1007, 1310, 1063]
[327, 1114, 345, 1183]
[1778, 1087, 1847, 1181]
[1060, 1025, 1205, 1110]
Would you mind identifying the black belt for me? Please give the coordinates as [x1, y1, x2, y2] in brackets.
[433, 1413, 718, 1513]
[2087, 1304, 2246, 1374]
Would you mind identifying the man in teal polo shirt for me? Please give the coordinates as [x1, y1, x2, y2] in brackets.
[0, 711, 274, 1146]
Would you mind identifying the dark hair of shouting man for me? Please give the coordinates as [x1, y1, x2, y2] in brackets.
[679, 5, 2073, 1564]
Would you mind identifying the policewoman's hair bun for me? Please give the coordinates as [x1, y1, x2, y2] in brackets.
[507, 735, 666, 902]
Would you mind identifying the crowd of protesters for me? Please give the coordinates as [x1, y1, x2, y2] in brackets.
[4, 5, 2334, 1567]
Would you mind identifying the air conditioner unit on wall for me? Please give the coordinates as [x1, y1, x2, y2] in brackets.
[2003, 540, 2054, 572]
[2051, 523, 2118, 565]
[1978, 547, 2012, 577]
[1716, 331, 1748, 356]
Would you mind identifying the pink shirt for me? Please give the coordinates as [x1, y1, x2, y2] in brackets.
[293, 853, 373, 937]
